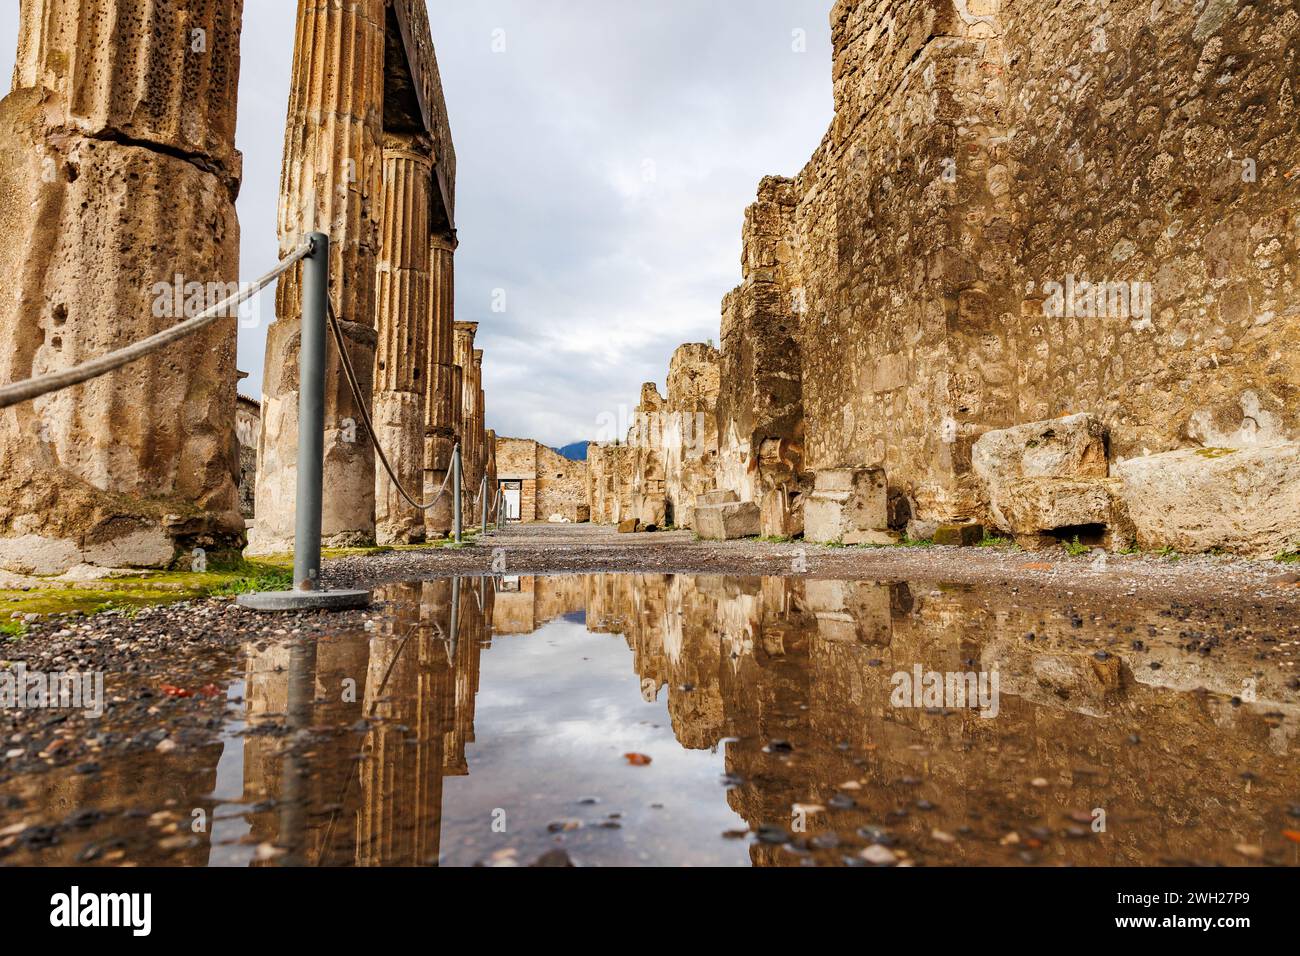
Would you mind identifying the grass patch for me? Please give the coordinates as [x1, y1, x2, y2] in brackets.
[760, 535, 794, 544]
[1157, 545, 1181, 561]
[1274, 551, 1300, 564]
[1, 620, 28, 641]
[977, 534, 1018, 549]
[898, 537, 936, 549]
[209, 564, 295, 598]
[1063, 536, 1091, 558]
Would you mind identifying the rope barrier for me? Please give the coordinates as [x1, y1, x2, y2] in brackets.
[325, 298, 457, 513]
[0, 232, 464, 533]
[0, 242, 314, 410]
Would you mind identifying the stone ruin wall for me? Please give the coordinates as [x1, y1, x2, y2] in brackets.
[496, 437, 589, 524]
[534, 443, 590, 523]
[662, 343, 722, 528]
[795, 0, 1299, 522]
[587, 442, 635, 524]
[610, 0, 1299, 553]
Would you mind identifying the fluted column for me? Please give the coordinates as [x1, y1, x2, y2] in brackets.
[374, 137, 432, 544]
[251, 0, 385, 553]
[472, 352, 486, 490]
[452, 322, 478, 521]
[484, 429, 498, 509]
[423, 233, 458, 536]
[0, 0, 246, 574]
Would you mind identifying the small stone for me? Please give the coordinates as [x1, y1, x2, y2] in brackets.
[860, 845, 898, 866]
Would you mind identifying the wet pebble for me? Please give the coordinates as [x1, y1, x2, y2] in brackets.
[859, 845, 898, 866]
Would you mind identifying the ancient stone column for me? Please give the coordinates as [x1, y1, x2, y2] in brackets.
[0, 0, 246, 574]
[423, 234, 459, 537]
[453, 322, 478, 519]
[250, 0, 385, 554]
[468, 349, 486, 495]
[484, 429, 498, 510]
[373, 136, 432, 545]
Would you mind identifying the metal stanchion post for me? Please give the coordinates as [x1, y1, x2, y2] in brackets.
[239, 233, 369, 612]
[453, 444, 463, 545]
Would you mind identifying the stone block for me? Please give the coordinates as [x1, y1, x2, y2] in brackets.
[760, 487, 803, 539]
[695, 501, 761, 541]
[803, 468, 888, 545]
[973, 415, 1118, 543]
[697, 490, 739, 507]
[906, 518, 941, 542]
[617, 518, 641, 534]
[933, 523, 984, 547]
[972, 413, 1109, 487]
[1115, 443, 1300, 558]
[994, 478, 1114, 538]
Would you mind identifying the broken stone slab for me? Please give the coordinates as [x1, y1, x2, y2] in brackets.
[933, 523, 984, 547]
[989, 477, 1120, 550]
[972, 413, 1110, 486]
[695, 501, 761, 541]
[617, 518, 641, 534]
[803, 468, 889, 545]
[1114, 442, 1300, 558]
[973, 415, 1118, 546]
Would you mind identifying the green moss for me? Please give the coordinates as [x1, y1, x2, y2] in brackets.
[1275, 551, 1300, 564]
[1, 621, 28, 641]
[0, 559, 295, 620]
[977, 534, 1018, 549]
[760, 535, 794, 544]
[1194, 447, 1237, 460]
[898, 537, 936, 549]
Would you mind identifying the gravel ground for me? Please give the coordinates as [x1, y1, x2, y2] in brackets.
[329, 524, 1300, 606]
[2, 524, 1296, 782]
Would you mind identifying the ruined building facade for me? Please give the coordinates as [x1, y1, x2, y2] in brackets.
[0, 0, 490, 572]
[599, 0, 1299, 557]
[496, 438, 590, 524]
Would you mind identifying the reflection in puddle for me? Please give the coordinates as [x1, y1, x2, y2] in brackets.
[2, 574, 1299, 867]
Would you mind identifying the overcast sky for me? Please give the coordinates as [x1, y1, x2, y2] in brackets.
[0, 2, 832, 448]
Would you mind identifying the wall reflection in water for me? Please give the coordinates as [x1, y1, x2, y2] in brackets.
[3, 574, 1297, 867]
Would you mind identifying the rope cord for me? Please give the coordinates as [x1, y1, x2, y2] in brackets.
[0, 242, 313, 410]
[326, 298, 456, 513]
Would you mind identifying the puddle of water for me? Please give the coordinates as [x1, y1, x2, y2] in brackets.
[2, 574, 1298, 867]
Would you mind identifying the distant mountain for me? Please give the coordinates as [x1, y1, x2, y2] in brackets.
[553, 441, 590, 462]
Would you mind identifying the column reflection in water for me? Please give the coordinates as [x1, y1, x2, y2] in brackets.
[239, 576, 490, 866]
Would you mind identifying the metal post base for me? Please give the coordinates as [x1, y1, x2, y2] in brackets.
[236, 589, 372, 612]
